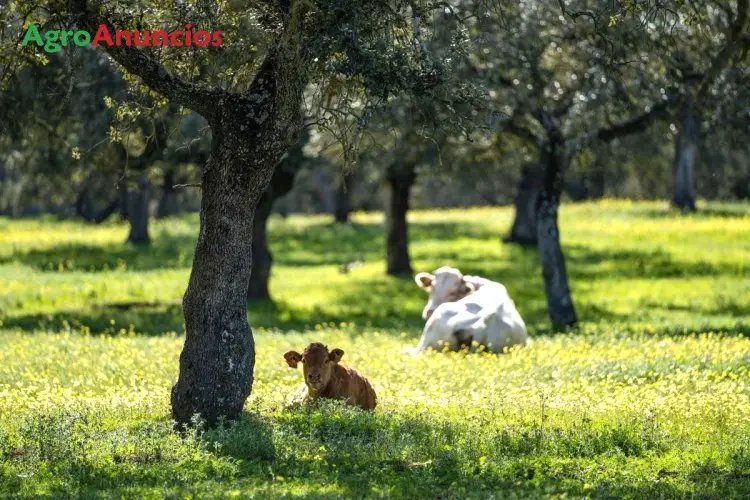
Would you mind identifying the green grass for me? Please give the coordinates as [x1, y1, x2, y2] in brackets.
[0, 200, 749, 498]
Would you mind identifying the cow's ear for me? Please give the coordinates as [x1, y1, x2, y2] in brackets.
[329, 348, 344, 363]
[461, 279, 477, 295]
[284, 350, 302, 368]
[415, 272, 434, 289]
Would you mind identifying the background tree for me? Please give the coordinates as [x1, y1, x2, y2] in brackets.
[247, 130, 311, 302]
[469, 0, 749, 328]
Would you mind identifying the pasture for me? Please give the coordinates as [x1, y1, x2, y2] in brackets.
[1, 201, 749, 498]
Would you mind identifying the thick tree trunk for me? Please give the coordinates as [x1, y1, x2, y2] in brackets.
[171, 45, 308, 424]
[672, 106, 699, 211]
[126, 174, 150, 245]
[506, 163, 539, 245]
[385, 166, 416, 276]
[247, 192, 273, 301]
[157, 168, 180, 218]
[536, 137, 577, 330]
[334, 171, 354, 223]
[171, 148, 264, 425]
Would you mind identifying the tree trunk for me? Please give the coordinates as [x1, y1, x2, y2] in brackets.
[171, 45, 308, 424]
[126, 174, 150, 245]
[334, 171, 354, 223]
[385, 166, 416, 276]
[672, 106, 700, 211]
[157, 168, 180, 218]
[316, 168, 335, 214]
[505, 163, 539, 245]
[247, 192, 273, 301]
[171, 144, 275, 425]
[247, 135, 306, 302]
[119, 182, 129, 221]
[536, 137, 577, 330]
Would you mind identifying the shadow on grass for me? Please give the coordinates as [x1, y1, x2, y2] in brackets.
[1, 220, 502, 272]
[0, 302, 185, 335]
[225, 402, 750, 498]
[565, 245, 744, 280]
[8, 401, 748, 498]
[639, 205, 750, 220]
[0, 234, 197, 272]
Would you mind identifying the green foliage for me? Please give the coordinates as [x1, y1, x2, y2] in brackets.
[0, 201, 749, 496]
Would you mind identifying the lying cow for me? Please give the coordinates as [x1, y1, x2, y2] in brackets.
[284, 343, 377, 410]
[412, 266, 528, 353]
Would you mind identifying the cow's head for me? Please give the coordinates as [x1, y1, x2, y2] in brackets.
[284, 343, 344, 392]
[414, 266, 476, 320]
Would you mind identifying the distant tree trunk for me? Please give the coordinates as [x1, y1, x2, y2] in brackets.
[157, 168, 180, 218]
[126, 174, 150, 245]
[733, 175, 750, 199]
[119, 182, 129, 221]
[385, 165, 416, 276]
[536, 136, 577, 329]
[316, 168, 335, 214]
[333, 171, 354, 223]
[672, 106, 700, 211]
[587, 164, 607, 199]
[506, 163, 539, 245]
[247, 133, 307, 302]
[248, 192, 273, 301]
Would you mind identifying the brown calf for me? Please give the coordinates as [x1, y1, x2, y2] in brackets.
[283, 343, 377, 411]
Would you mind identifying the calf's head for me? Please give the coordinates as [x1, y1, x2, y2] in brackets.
[414, 266, 476, 320]
[283, 343, 345, 392]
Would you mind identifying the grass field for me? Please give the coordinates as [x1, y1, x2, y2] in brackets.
[1, 201, 749, 498]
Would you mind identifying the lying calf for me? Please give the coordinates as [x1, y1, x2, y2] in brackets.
[283, 343, 377, 410]
[413, 266, 528, 353]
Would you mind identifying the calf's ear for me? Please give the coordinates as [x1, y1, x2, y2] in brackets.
[460, 279, 477, 295]
[415, 272, 434, 289]
[283, 350, 302, 368]
[329, 348, 344, 363]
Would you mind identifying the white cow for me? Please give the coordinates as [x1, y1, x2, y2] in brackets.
[412, 266, 528, 353]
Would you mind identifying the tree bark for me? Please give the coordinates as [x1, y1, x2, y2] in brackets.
[536, 136, 577, 330]
[385, 165, 416, 276]
[505, 163, 539, 245]
[333, 171, 354, 223]
[672, 106, 700, 211]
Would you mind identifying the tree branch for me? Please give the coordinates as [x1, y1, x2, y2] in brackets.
[505, 121, 540, 145]
[596, 100, 670, 143]
[695, 0, 750, 102]
[68, 0, 223, 121]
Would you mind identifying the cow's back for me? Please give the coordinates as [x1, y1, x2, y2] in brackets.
[457, 281, 528, 351]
